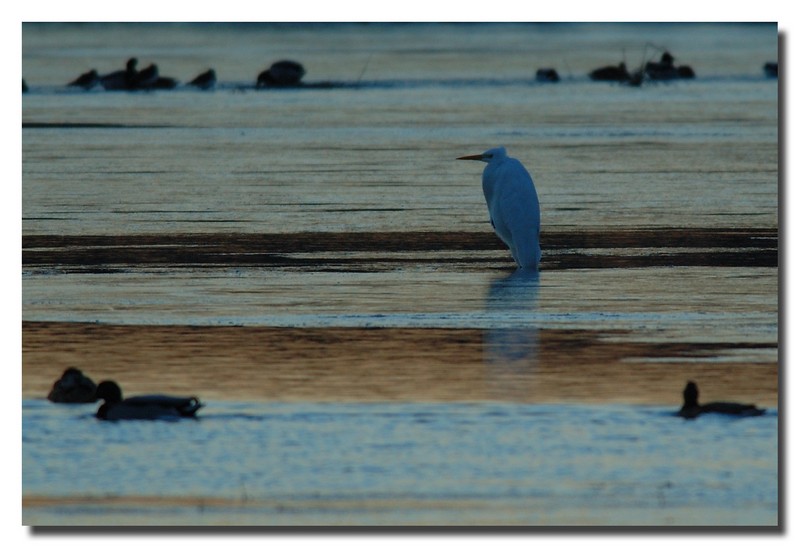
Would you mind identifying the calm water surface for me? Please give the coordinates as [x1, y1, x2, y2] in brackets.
[22, 399, 778, 526]
[21, 23, 778, 526]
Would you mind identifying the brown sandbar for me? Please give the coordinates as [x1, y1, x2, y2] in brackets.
[23, 321, 777, 406]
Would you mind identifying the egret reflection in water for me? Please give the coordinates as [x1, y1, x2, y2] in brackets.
[483, 269, 541, 399]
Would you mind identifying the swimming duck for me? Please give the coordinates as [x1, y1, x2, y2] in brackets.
[95, 380, 203, 421]
[535, 68, 560, 83]
[68, 69, 100, 90]
[257, 60, 306, 87]
[678, 381, 765, 419]
[149, 76, 179, 90]
[589, 62, 631, 82]
[188, 69, 216, 90]
[134, 63, 160, 88]
[47, 367, 98, 403]
[100, 57, 139, 91]
[763, 62, 778, 78]
[136, 65, 180, 90]
[645, 52, 695, 80]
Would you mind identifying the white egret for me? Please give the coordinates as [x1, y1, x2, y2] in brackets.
[457, 147, 541, 270]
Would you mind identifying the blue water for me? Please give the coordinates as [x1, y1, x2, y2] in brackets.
[22, 399, 777, 526]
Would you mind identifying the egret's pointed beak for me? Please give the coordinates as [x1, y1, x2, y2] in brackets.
[457, 154, 484, 161]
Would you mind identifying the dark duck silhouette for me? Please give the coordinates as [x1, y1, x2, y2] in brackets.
[645, 51, 695, 80]
[188, 69, 216, 90]
[763, 62, 778, 78]
[68, 69, 100, 90]
[132, 63, 177, 89]
[257, 60, 306, 87]
[149, 76, 179, 90]
[589, 62, 631, 82]
[678, 381, 765, 419]
[535, 68, 560, 82]
[95, 380, 203, 421]
[47, 367, 98, 403]
[134, 63, 160, 88]
[100, 57, 139, 91]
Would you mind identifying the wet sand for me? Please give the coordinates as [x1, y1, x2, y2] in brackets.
[23, 228, 777, 271]
[23, 321, 777, 406]
[23, 492, 772, 526]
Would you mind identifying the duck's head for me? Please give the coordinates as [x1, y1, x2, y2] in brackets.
[60, 367, 85, 380]
[96, 380, 123, 403]
[683, 381, 699, 407]
[125, 58, 138, 74]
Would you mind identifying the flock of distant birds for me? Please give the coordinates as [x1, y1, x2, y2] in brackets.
[539, 51, 778, 85]
[21, 58, 305, 93]
[45, 366, 765, 421]
[538, 51, 696, 85]
[21, 51, 779, 93]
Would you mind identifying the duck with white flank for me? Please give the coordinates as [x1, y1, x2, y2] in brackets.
[95, 380, 203, 421]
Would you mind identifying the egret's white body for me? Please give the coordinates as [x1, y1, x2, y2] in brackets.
[458, 147, 541, 269]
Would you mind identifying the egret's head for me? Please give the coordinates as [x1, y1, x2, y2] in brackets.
[457, 146, 507, 163]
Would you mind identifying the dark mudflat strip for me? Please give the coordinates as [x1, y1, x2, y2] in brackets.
[22, 228, 777, 270]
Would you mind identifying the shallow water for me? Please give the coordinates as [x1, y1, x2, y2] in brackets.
[22, 399, 778, 526]
[21, 23, 778, 526]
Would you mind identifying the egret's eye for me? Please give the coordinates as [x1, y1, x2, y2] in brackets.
[486, 154, 493, 159]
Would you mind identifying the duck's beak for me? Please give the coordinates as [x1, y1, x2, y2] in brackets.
[457, 154, 484, 161]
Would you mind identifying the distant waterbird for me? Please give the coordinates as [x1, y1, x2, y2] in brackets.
[457, 147, 541, 270]
[68, 69, 100, 90]
[134, 63, 159, 88]
[257, 60, 306, 87]
[535, 68, 560, 83]
[47, 367, 98, 403]
[188, 69, 217, 90]
[97, 58, 178, 91]
[644, 51, 695, 80]
[100, 57, 139, 91]
[589, 62, 631, 82]
[95, 380, 203, 421]
[678, 381, 765, 419]
[136, 64, 179, 90]
[149, 76, 179, 90]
